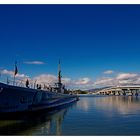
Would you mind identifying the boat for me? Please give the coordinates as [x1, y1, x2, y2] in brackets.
[0, 61, 79, 113]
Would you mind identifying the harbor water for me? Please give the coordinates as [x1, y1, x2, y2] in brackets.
[0, 95, 140, 136]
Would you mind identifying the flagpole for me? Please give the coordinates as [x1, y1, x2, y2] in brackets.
[13, 62, 15, 85]
[0, 69, 1, 80]
[13, 74, 15, 86]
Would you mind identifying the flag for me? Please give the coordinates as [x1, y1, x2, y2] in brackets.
[14, 62, 18, 76]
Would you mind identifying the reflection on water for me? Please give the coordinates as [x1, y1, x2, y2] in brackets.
[94, 96, 140, 115]
[1, 96, 140, 135]
[0, 103, 76, 136]
[73, 96, 140, 136]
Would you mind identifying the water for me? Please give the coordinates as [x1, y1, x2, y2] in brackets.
[0, 95, 140, 136]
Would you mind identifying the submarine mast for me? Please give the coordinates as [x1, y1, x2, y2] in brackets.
[58, 60, 62, 90]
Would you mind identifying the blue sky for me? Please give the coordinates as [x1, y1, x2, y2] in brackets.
[0, 5, 140, 89]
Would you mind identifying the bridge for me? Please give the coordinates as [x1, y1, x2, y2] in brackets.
[97, 85, 140, 96]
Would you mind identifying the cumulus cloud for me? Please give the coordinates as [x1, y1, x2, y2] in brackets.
[24, 61, 45, 65]
[2, 67, 140, 89]
[33, 74, 57, 85]
[0, 69, 29, 86]
[17, 71, 140, 89]
[31, 72, 140, 88]
[94, 77, 114, 86]
[75, 77, 91, 85]
[62, 78, 72, 85]
[104, 70, 114, 74]
[116, 73, 138, 80]
[2, 69, 14, 76]
[95, 72, 140, 87]
[34, 74, 72, 86]
[69, 77, 94, 90]
[1, 69, 28, 78]
[116, 73, 139, 85]
[31, 72, 140, 89]
[32, 74, 94, 90]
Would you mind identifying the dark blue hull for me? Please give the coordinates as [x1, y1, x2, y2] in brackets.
[0, 83, 79, 113]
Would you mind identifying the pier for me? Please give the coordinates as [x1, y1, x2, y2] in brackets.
[97, 86, 140, 96]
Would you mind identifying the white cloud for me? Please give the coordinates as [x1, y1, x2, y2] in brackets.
[1, 69, 29, 86]
[33, 74, 57, 85]
[116, 73, 140, 85]
[32, 74, 94, 90]
[31, 72, 140, 89]
[62, 77, 72, 85]
[1, 69, 28, 78]
[24, 61, 45, 65]
[33, 74, 72, 86]
[2, 69, 14, 76]
[116, 73, 138, 80]
[95, 72, 140, 87]
[94, 77, 114, 86]
[104, 70, 114, 74]
[1, 68, 94, 89]
[70, 77, 95, 90]
[75, 77, 91, 85]
[2, 68, 140, 90]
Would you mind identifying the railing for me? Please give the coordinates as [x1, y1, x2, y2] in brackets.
[0, 76, 70, 94]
